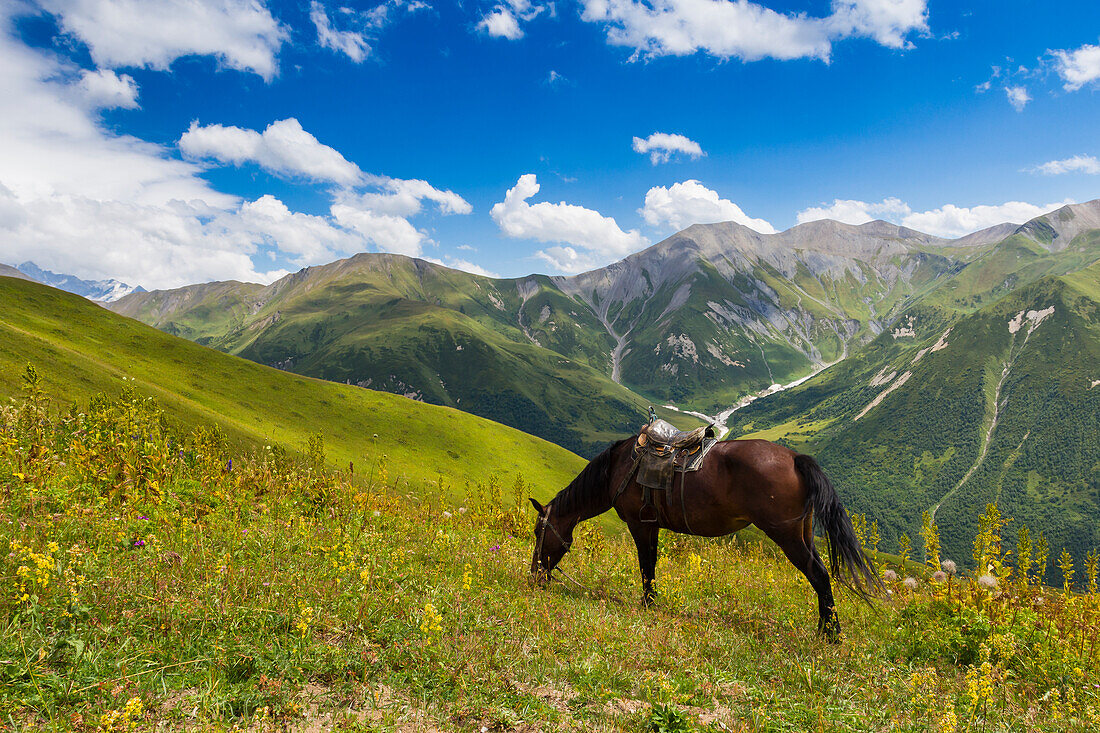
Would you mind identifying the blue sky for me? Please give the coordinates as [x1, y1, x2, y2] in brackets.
[1, 0, 1098, 288]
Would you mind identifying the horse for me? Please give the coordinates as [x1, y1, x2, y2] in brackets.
[529, 435, 881, 641]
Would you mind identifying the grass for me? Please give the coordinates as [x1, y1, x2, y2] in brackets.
[107, 259, 700, 456]
[739, 418, 836, 448]
[0, 276, 587, 500]
[3, 380, 1100, 732]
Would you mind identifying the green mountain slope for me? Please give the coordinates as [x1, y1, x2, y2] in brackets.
[111, 255, 695, 456]
[727, 236, 1100, 578]
[0, 275, 586, 496]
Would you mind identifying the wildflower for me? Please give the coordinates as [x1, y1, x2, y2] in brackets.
[883, 569, 897, 582]
[133, 539, 145, 548]
[903, 577, 918, 591]
[296, 605, 314, 637]
[420, 602, 443, 638]
[932, 570, 947, 582]
[98, 696, 143, 731]
[489, 544, 501, 552]
[941, 559, 957, 575]
[462, 563, 472, 591]
[977, 574, 998, 590]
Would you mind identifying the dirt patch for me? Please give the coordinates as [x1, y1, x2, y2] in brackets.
[511, 679, 579, 714]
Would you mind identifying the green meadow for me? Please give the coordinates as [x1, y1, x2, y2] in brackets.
[0, 276, 586, 498]
[2, 381, 1099, 731]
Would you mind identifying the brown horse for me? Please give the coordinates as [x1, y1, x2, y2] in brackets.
[529, 436, 880, 641]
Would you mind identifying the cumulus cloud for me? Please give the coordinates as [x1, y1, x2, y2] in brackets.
[478, 0, 546, 40]
[1004, 85, 1030, 111]
[1051, 42, 1100, 91]
[632, 132, 705, 165]
[38, 0, 288, 81]
[0, 15, 230, 207]
[902, 200, 1074, 238]
[328, 204, 427, 257]
[796, 196, 1075, 238]
[796, 197, 912, 226]
[77, 68, 139, 109]
[0, 10, 468, 288]
[1028, 155, 1100, 175]
[479, 8, 524, 39]
[641, 180, 775, 233]
[179, 118, 364, 186]
[311, 1, 370, 62]
[0, 188, 293, 288]
[422, 256, 501, 278]
[336, 177, 472, 217]
[580, 0, 928, 62]
[491, 174, 648, 273]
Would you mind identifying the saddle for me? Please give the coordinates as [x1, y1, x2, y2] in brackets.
[627, 418, 719, 523]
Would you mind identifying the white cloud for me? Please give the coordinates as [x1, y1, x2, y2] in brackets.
[422, 256, 501, 278]
[1051, 42, 1100, 91]
[329, 204, 427, 257]
[1029, 155, 1100, 176]
[902, 200, 1074, 238]
[631, 132, 705, 165]
[478, 0, 546, 40]
[39, 0, 288, 81]
[580, 0, 928, 63]
[0, 187, 292, 288]
[179, 118, 363, 186]
[0, 14, 230, 205]
[77, 68, 139, 109]
[479, 8, 524, 39]
[796, 196, 1076, 238]
[1005, 85, 1030, 111]
[0, 10, 467, 288]
[641, 180, 775, 233]
[336, 177, 472, 218]
[310, 1, 370, 62]
[491, 174, 648, 273]
[796, 197, 911, 226]
[827, 0, 929, 49]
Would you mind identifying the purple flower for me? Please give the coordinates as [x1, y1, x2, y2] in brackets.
[138, 516, 148, 520]
[134, 539, 145, 547]
[489, 544, 501, 552]
[227, 459, 233, 471]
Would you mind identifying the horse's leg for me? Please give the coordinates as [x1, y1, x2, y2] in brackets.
[802, 516, 840, 641]
[627, 521, 660, 607]
[761, 520, 840, 643]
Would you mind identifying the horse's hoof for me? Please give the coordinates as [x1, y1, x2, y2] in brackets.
[820, 618, 841, 644]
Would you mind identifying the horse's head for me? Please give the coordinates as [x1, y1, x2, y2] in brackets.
[528, 497, 573, 584]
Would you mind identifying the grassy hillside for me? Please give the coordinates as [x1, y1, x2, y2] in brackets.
[111, 257, 696, 456]
[3, 388, 1098, 731]
[0, 275, 587, 497]
[729, 252, 1100, 578]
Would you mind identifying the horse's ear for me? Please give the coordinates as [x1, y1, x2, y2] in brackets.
[529, 497, 545, 514]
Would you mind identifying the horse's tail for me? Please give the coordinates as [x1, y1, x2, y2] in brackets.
[794, 453, 883, 601]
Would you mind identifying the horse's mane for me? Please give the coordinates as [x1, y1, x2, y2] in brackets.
[550, 437, 633, 516]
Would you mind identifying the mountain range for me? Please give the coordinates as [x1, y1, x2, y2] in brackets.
[2, 261, 144, 302]
[100, 199, 1100, 577]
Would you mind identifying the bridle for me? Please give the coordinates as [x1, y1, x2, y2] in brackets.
[533, 504, 571, 574]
